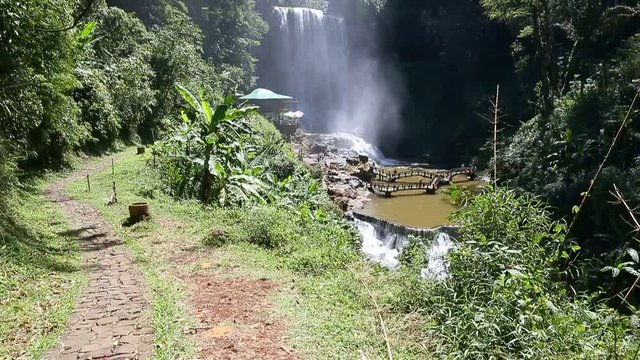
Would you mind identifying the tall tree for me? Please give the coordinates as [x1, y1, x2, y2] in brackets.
[184, 0, 267, 89]
[481, 0, 639, 119]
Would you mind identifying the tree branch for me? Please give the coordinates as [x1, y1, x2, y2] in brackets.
[566, 86, 640, 238]
[38, 0, 96, 33]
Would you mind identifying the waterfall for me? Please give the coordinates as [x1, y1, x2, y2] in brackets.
[257, 7, 348, 130]
[354, 215, 456, 280]
[305, 132, 402, 166]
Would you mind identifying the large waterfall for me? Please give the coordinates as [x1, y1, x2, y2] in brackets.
[257, 7, 348, 129]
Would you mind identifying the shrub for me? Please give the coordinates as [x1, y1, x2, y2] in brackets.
[393, 188, 640, 358]
[225, 206, 295, 248]
[208, 205, 359, 275]
[0, 139, 17, 220]
[267, 153, 298, 181]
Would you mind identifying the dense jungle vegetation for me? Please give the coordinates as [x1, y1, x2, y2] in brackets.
[1, 0, 640, 358]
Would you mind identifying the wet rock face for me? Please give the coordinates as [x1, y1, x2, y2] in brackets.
[350, 168, 373, 183]
[346, 157, 360, 166]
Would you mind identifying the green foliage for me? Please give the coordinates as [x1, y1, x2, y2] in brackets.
[0, 139, 18, 216]
[480, 0, 639, 119]
[267, 153, 298, 181]
[0, 0, 266, 202]
[157, 86, 268, 205]
[499, 34, 640, 300]
[156, 86, 329, 210]
[394, 188, 640, 358]
[0, 0, 84, 168]
[185, 0, 268, 88]
[208, 204, 359, 275]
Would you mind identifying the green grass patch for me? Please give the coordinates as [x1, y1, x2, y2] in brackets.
[0, 185, 85, 359]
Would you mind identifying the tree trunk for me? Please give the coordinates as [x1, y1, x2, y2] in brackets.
[533, 2, 556, 120]
[200, 144, 213, 203]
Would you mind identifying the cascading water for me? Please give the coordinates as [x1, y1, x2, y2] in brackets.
[355, 217, 454, 280]
[305, 132, 402, 166]
[257, 7, 348, 129]
[257, 7, 455, 277]
[356, 219, 404, 268]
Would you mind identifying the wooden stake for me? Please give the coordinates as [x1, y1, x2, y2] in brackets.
[108, 182, 117, 205]
[86, 174, 90, 192]
[111, 158, 114, 176]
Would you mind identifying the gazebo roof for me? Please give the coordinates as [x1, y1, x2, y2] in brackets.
[239, 88, 293, 101]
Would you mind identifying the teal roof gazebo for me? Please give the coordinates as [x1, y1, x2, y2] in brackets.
[239, 88, 298, 130]
[239, 88, 293, 101]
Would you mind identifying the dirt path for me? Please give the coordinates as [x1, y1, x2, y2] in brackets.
[188, 274, 295, 359]
[43, 158, 154, 360]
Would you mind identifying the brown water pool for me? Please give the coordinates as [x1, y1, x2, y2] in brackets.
[361, 175, 480, 228]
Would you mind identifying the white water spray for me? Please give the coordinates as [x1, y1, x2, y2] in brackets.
[258, 7, 402, 144]
[355, 218, 453, 280]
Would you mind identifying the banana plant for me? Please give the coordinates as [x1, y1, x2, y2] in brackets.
[173, 84, 260, 204]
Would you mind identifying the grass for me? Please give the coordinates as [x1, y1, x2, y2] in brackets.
[65, 149, 434, 359]
[0, 184, 86, 359]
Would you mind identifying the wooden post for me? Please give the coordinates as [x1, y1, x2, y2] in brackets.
[111, 158, 114, 176]
[86, 174, 91, 192]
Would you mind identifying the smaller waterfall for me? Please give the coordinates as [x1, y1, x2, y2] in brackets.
[355, 216, 455, 280]
[305, 132, 403, 166]
[333, 133, 402, 166]
[421, 234, 454, 281]
[356, 219, 405, 268]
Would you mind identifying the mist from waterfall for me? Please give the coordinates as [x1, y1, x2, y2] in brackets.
[256, 7, 402, 146]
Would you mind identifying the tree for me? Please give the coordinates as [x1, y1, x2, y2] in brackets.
[0, 0, 85, 168]
[184, 0, 268, 89]
[481, 0, 639, 119]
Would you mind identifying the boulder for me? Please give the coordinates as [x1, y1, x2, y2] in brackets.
[349, 178, 362, 188]
[337, 198, 349, 211]
[310, 144, 327, 154]
[358, 154, 369, 164]
[327, 186, 345, 198]
[346, 157, 360, 166]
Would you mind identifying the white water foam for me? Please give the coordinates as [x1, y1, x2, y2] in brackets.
[355, 218, 453, 280]
[421, 233, 453, 281]
[356, 219, 402, 268]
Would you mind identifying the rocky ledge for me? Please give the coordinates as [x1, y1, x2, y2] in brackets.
[292, 132, 376, 212]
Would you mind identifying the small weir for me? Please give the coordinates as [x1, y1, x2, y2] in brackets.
[354, 212, 457, 280]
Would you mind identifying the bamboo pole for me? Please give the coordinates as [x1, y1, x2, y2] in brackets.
[567, 87, 640, 236]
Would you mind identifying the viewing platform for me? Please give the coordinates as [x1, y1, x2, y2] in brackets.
[370, 167, 476, 196]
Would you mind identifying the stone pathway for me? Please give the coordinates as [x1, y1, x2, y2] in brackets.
[43, 159, 154, 360]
